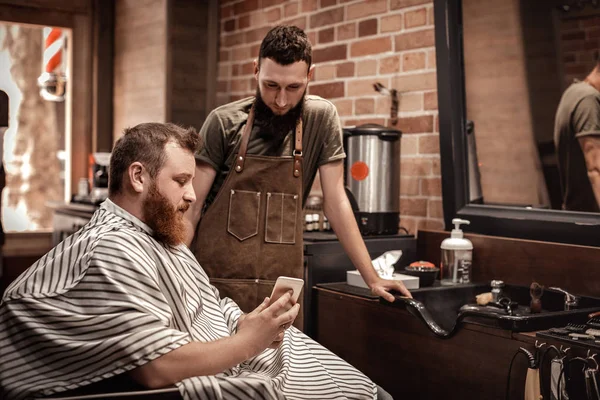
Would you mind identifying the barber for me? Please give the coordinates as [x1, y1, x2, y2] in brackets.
[185, 26, 411, 326]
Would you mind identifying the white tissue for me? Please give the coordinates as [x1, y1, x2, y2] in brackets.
[371, 250, 403, 279]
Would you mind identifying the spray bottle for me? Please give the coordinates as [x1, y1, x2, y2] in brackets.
[440, 218, 473, 286]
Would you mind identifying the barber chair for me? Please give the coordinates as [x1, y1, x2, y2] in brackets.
[38, 374, 181, 399]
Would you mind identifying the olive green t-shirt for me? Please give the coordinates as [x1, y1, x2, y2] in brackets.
[196, 95, 345, 208]
[554, 80, 600, 212]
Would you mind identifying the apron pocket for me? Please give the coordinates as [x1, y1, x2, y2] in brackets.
[265, 192, 298, 244]
[227, 189, 261, 241]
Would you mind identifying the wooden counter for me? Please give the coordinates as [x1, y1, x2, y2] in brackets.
[314, 286, 597, 400]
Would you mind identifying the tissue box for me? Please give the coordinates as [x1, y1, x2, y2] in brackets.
[346, 270, 420, 290]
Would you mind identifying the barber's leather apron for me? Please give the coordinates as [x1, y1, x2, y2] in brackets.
[194, 107, 304, 329]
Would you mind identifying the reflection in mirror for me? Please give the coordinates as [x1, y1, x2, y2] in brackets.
[461, 0, 600, 211]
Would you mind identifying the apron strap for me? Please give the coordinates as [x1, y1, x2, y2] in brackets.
[233, 107, 255, 173]
[234, 104, 304, 179]
[293, 119, 303, 178]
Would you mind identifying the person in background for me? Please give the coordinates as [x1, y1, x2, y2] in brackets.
[0, 122, 393, 400]
[554, 52, 600, 212]
[185, 25, 411, 319]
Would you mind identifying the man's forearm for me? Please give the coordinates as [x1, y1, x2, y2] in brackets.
[324, 199, 379, 286]
[129, 334, 252, 389]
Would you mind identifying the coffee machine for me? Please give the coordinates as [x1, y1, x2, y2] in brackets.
[343, 124, 402, 235]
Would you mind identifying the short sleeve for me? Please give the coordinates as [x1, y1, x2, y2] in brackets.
[573, 95, 600, 139]
[318, 103, 346, 166]
[196, 110, 226, 171]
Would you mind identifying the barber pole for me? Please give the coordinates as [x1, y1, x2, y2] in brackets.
[37, 27, 67, 102]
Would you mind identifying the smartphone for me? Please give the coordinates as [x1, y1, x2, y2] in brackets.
[270, 276, 304, 305]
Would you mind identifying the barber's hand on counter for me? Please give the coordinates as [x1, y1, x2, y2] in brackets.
[369, 277, 413, 301]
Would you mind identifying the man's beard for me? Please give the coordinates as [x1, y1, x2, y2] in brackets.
[142, 182, 189, 246]
[253, 87, 305, 142]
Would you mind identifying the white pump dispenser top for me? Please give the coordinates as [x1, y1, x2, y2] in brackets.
[441, 218, 473, 250]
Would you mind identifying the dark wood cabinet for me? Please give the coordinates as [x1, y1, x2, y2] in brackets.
[314, 287, 536, 400]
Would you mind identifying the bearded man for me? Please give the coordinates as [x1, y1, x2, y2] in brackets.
[0, 122, 389, 400]
[185, 26, 411, 324]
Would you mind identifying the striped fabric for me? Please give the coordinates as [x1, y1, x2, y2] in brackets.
[0, 200, 376, 400]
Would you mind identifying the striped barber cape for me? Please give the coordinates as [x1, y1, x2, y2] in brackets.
[0, 199, 376, 400]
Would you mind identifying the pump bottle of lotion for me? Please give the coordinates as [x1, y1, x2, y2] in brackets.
[440, 218, 473, 285]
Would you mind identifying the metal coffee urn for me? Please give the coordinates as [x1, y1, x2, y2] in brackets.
[343, 124, 401, 235]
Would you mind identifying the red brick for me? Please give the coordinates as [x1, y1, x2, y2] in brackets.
[232, 46, 251, 61]
[309, 82, 345, 99]
[390, 0, 430, 10]
[565, 64, 588, 74]
[284, 2, 299, 17]
[282, 16, 307, 30]
[395, 28, 435, 51]
[398, 93, 422, 112]
[217, 80, 228, 92]
[400, 198, 428, 217]
[420, 218, 444, 231]
[381, 14, 403, 33]
[357, 59, 377, 76]
[241, 61, 255, 75]
[221, 4, 234, 19]
[359, 18, 378, 37]
[310, 7, 344, 28]
[424, 91, 437, 110]
[302, 0, 318, 12]
[347, 78, 387, 97]
[427, 49, 436, 69]
[321, 0, 337, 7]
[266, 7, 281, 22]
[222, 32, 245, 47]
[313, 44, 347, 63]
[401, 136, 418, 155]
[350, 37, 392, 57]
[563, 53, 576, 63]
[582, 16, 600, 27]
[318, 27, 335, 44]
[379, 55, 400, 74]
[346, 0, 388, 20]
[562, 31, 586, 40]
[397, 115, 433, 134]
[231, 78, 250, 92]
[231, 64, 240, 76]
[219, 50, 230, 62]
[405, 8, 427, 29]
[238, 15, 250, 29]
[428, 6, 434, 25]
[308, 31, 317, 45]
[588, 28, 600, 39]
[314, 64, 336, 80]
[336, 61, 355, 77]
[224, 19, 235, 32]
[401, 177, 419, 195]
[246, 26, 271, 43]
[428, 199, 444, 218]
[419, 133, 439, 153]
[332, 99, 353, 116]
[392, 72, 437, 92]
[234, 0, 259, 15]
[337, 22, 357, 40]
[421, 177, 441, 196]
[431, 157, 440, 176]
[401, 158, 432, 176]
[262, 0, 286, 6]
[355, 98, 375, 115]
[403, 52, 426, 71]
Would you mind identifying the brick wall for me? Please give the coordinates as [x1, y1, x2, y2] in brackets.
[217, 0, 443, 233]
[559, 13, 600, 89]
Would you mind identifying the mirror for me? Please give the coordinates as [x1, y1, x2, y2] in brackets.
[434, 0, 600, 247]
[462, 0, 600, 211]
